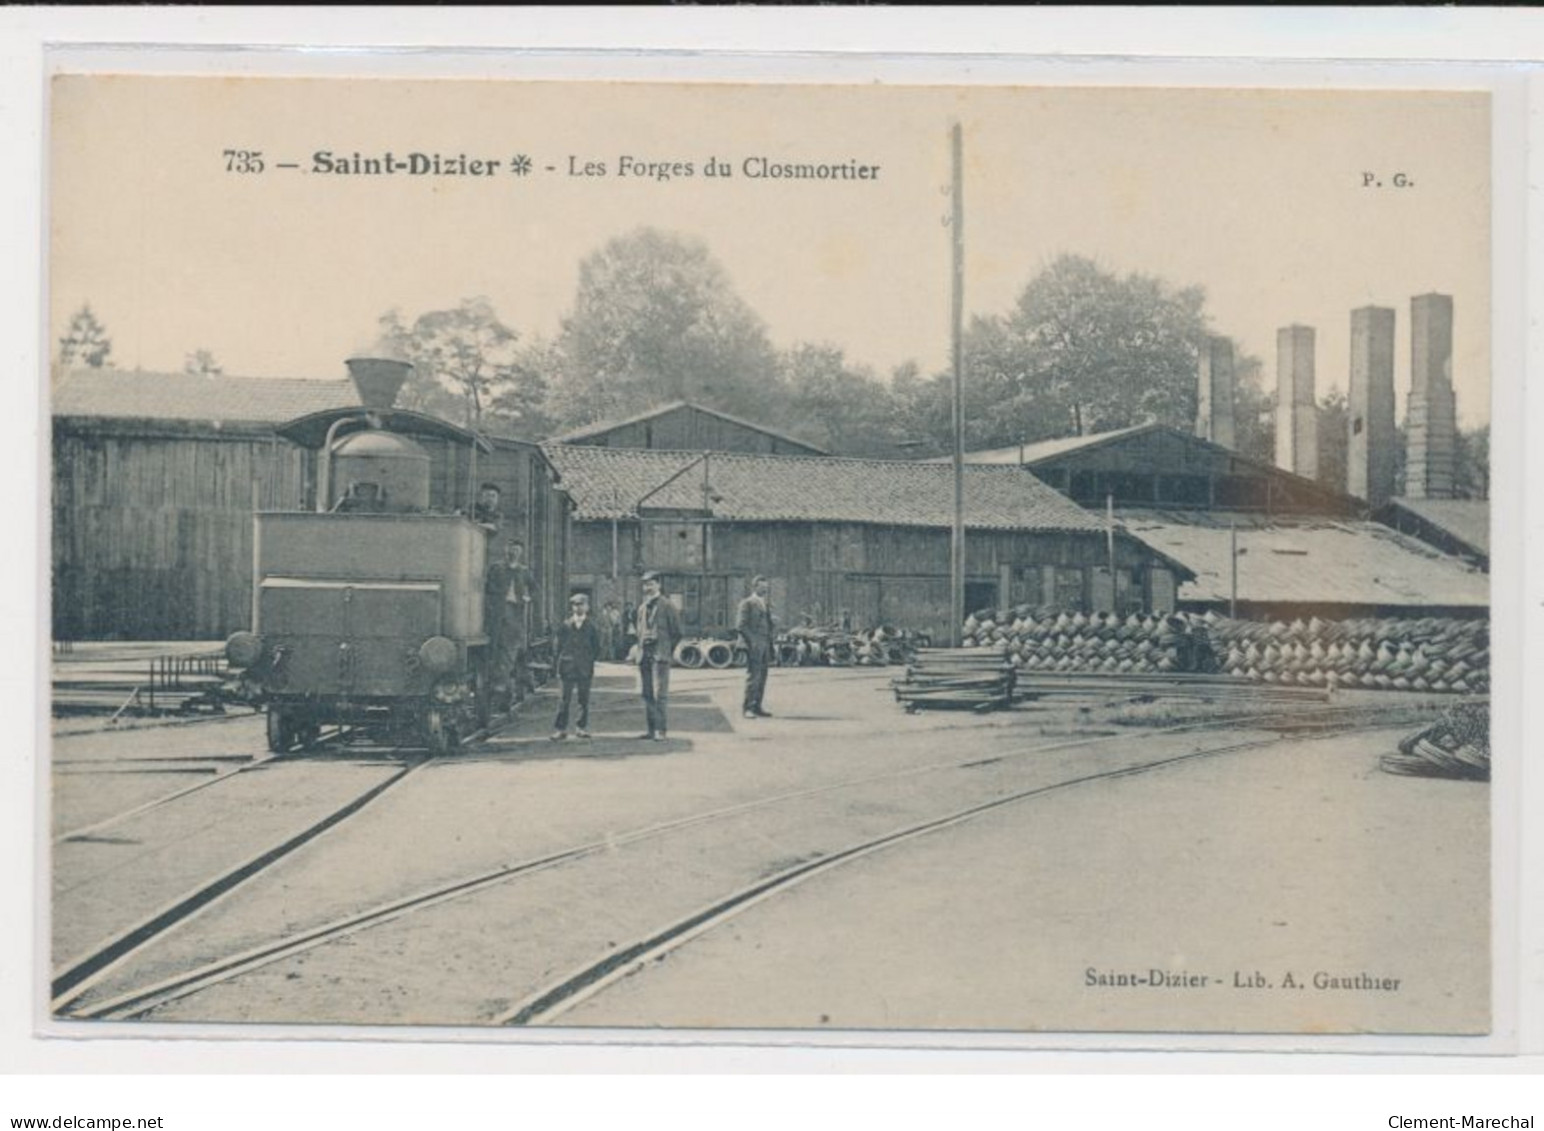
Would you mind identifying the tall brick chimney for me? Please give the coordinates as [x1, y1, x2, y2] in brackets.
[1195, 336, 1236, 449]
[1347, 306, 1397, 506]
[1405, 294, 1457, 499]
[1275, 325, 1317, 478]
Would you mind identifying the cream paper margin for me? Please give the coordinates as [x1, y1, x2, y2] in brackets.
[8, 19, 1539, 1077]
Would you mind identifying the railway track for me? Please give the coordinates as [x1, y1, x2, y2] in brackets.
[51, 710, 531, 846]
[499, 726, 1365, 1027]
[56, 701, 1432, 1024]
[49, 714, 525, 1014]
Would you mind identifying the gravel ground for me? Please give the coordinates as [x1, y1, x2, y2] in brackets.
[557, 729, 1488, 1036]
[49, 666, 1487, 1037]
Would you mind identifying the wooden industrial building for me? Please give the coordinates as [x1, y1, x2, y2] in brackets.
[1375, 497, 1490, 573]
[941, 422, 1359, 516]
[544, 444, 1193, 641]
[948, 423, 1488, 621]
[550, 401, 829, 457]
[51, 368, 569, 642]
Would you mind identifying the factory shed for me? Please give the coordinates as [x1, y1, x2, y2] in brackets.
[1375, 497, 1490, 572]
[938, 421, 1487, 620]
[1116, 510, 1488, 620]
[550, 400, 830, 457]
[940, 423, 1360, 517]
[52, 367, 568, 642]
[544, 444, 1192, 640]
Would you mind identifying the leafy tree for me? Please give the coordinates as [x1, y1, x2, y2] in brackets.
[888, 360, 951, 459]
[489, 336, 558, 438]
[1229, 347, 1275, 467]
[988, 255, 1207, 437]
[183, 349, 223, 378]
[1392, 420, 1409, 497]
[1315, 389, 1349, 494]
[550, 228, 783, 427]
[377, 297, 549, 435]
[59, 304, 112, 369]
[1391, 421, 1488, 500]
[899, 255, 1214, 453]
[1455, 423, 1490, 500]
[778, 343, 909, 458]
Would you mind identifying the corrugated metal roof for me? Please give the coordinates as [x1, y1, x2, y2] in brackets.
[927, 423, 1155, 465]
[549, 400, 829, 454]
[52, 368, 360, 423]
[543, 443, 1111, 533]
[1116, 508, 1488, 608]
[1385, 497, 1490, 556]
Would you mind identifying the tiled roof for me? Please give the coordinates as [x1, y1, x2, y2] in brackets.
[52, 368, 360, 423]
[1384, 497, 1490, 557]
[549, 400, 829, 454]
[543, 443, 1110, 533]
[1116, 509, 1488, 608]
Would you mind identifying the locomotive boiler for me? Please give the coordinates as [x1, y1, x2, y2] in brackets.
[223, 357, 499, 753]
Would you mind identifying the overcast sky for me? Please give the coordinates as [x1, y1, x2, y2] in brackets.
[50, 77, 1490, 427]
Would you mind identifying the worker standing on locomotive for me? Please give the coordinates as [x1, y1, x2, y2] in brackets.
[634, 570, 681, 741]
[471, 482, 506, 699]
[483, 536, 534, 703]
[736, 575, 775, 719]
[503, 539, 536, 702]
[472, 481, 503, 532]
[551, 593, 600, 741]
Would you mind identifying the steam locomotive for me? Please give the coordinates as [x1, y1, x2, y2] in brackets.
[223, 358, 502, 753]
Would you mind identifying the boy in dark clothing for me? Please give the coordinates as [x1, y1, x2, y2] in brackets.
[552, 593, 601, 740]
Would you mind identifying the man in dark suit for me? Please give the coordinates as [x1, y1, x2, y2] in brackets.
[484, 538, 535, 703]
[552, 593, 601, 740]
[736, 575, 775, 719]
[635, 570, 682, 741]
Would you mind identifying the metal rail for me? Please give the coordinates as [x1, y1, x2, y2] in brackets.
[500, 718, 1409, 1026]
[60, 703, 1432, 1023]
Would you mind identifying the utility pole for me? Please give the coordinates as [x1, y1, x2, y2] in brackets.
[1230, 517, 1239, 620]
[950, 120, 966, 648]
[1106, 493, 1117, 607]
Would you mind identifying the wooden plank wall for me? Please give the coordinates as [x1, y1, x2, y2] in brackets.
[565, 517, 1174, 639]
[53, 426, 306, 641]
[52, 424, 571, 643]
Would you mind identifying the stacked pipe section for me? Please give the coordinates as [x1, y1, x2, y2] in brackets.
[962, 607, 1487, 694]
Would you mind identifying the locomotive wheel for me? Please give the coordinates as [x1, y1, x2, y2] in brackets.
[473, 662, 492, 730]
[424, 707, 456, 755]
[265, 709, 293, 753]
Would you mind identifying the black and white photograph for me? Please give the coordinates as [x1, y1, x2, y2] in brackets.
[39, 64, 1508, 1050]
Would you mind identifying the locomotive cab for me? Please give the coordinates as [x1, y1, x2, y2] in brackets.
[225, 358, 499, 754]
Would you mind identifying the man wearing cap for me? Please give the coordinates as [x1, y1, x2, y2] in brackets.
[736, 575, 776, 719]
[635, 571, 681, 741]
[552, 593, 600, 740]
[472, 482, 503, 534]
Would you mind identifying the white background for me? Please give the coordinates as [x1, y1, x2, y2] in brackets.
[3, 8, 1541, 1127]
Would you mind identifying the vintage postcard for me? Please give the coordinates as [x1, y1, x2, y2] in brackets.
[41, 62, 1511, 1052]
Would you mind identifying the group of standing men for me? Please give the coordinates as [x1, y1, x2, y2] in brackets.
[549, 570, 776, 742]
[473, 481, 775, 742]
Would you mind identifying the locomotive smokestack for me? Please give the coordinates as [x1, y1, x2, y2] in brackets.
[345, 357, 412, 410]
